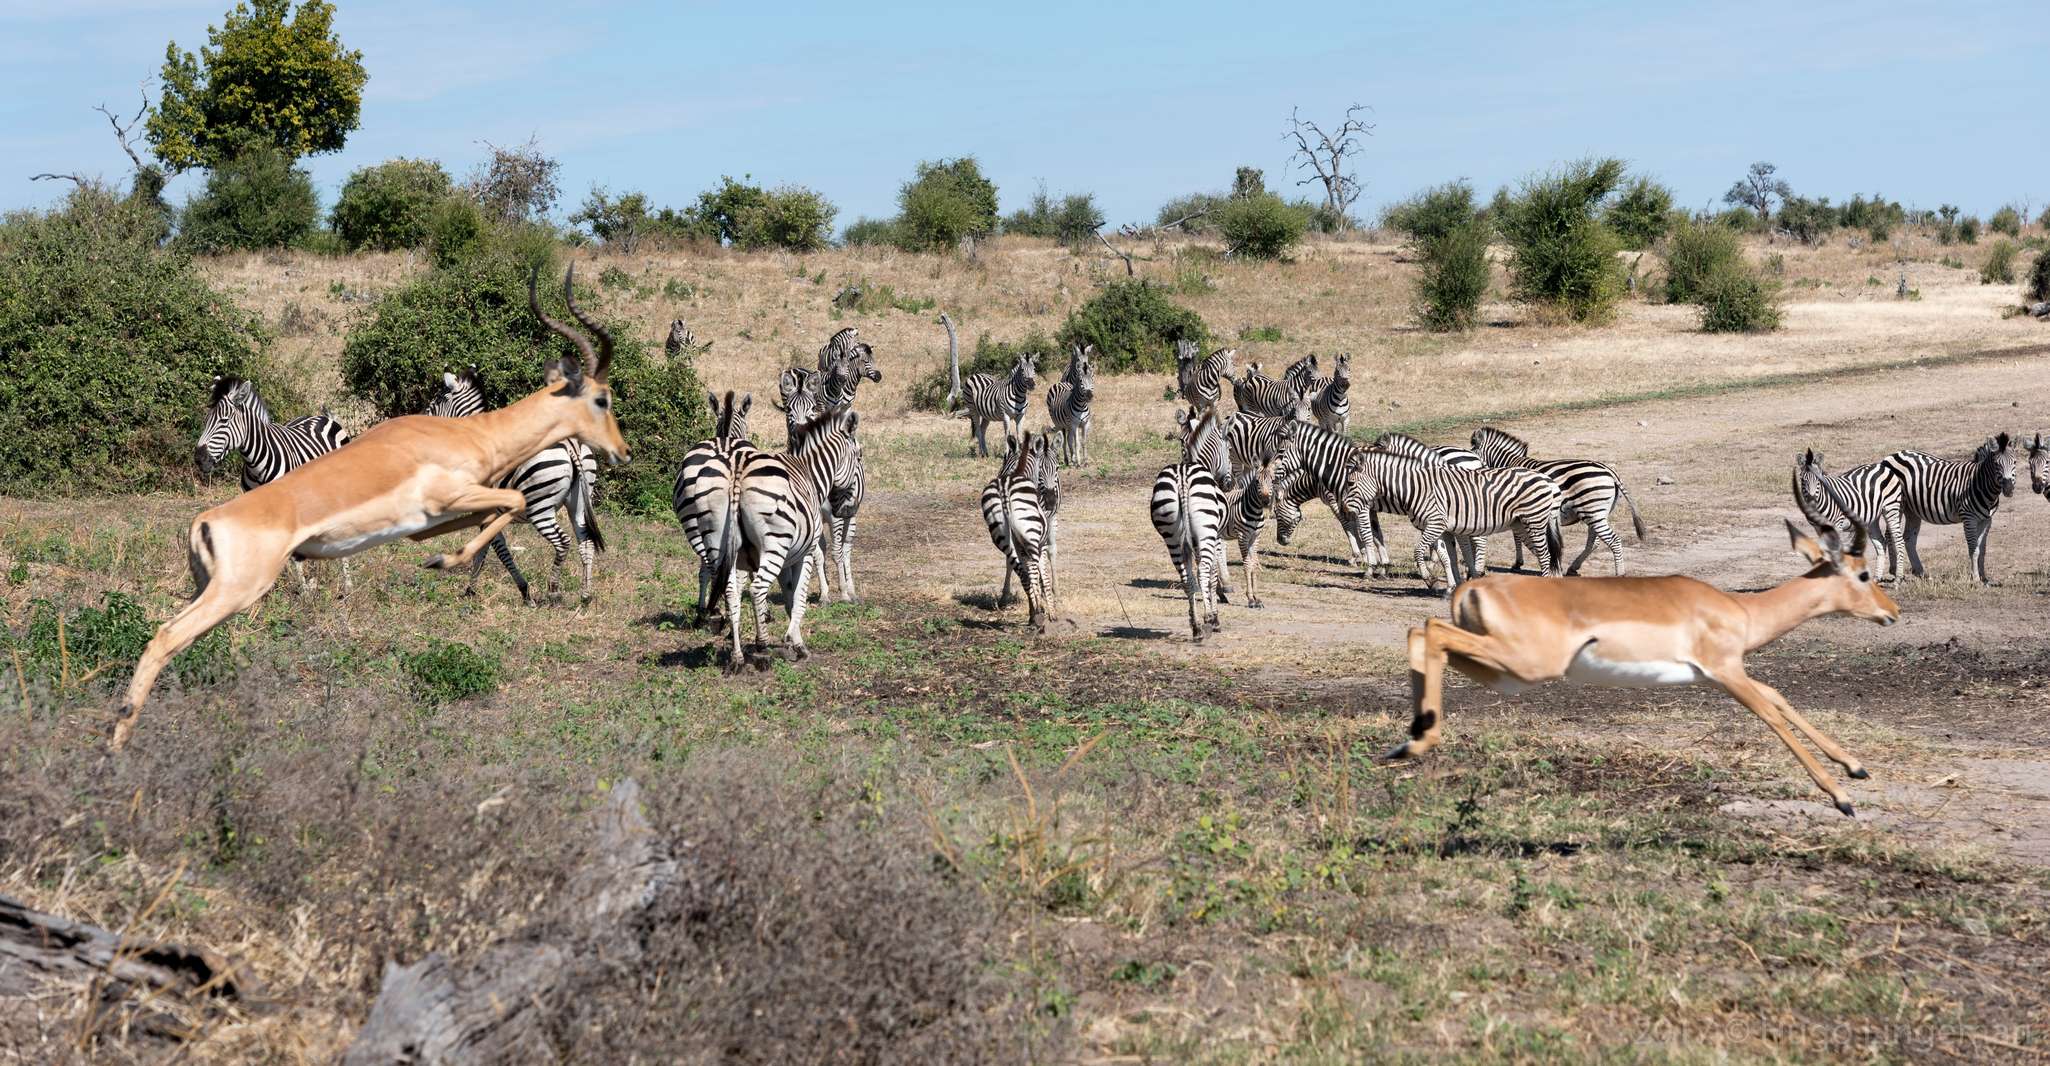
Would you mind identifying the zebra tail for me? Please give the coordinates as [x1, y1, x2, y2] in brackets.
[1617, 482, 1649, 543]
[1175, 478, 1201, 604]
[569, 460, 606, 553]
[1546, 508, 1564, 573]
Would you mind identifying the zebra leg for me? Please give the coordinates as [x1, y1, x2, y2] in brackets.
[1179, 547, 1204, 642]
[577, 536, 597, 606]
[723, 565, 750, 673]
[1569, 514, 1618, 576]
[837, 513, 858, 603]
[809, 535, 832, 604]
[1523, 518, 1556, 576]
[1963, 512, 1993, 585]
[534, 509, 574, 604]
[1468, 536, 1488, 577]
[1882, 506, 1906, 583]
[1203, 540, 1225, 631]
[971, 415, 988, 458]
[1413, 518, 1449, 593]
[780, 548, 814, 661]
[749, 562, 775, 660]
[1901, 514, 1925, 578]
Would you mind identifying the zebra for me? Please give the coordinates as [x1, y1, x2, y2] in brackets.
[424, 369, 605, 606]
[1308, 353, 1351, 435]
[2028, 433, 2049, 499]
[1221, 420, 1292, 608]
[197, 375, 353, 594]
[1342, 454, 1562, 594]
[1224, 411, 1292, 493]
[724, 442, 826, 670]
[1470, 426, 1649, 576]
[1228, 361, 1306, 420]
[1370, 432, 1488, 574]
[1281, 354, 1320, 398]
[944, 312, 1036, 458]
[1045, 343, 1095, 465]
[1881, 434, 2019, 584]
[785, 398, 867, 604]
[778, 337, 873, 415]
[1175, 341, 1234, 412]
[1790, 448, 1905, 583]
[1270, 420, 1373, 562]
[980, 430, 1055, 631]
[1150, 406, 1230, 639]
[665, 319, 710, 360]
[673, 390, 757, 626]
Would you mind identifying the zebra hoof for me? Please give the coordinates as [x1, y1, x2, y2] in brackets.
[1247, 599, 1263, 609]
[784, 644, 809, 662]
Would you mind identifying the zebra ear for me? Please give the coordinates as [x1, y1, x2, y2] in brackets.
[737, 394, 752, 417]
[1996, 431, 2011, 451]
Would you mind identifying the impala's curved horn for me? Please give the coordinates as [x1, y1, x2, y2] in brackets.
[561, 265, 613, 381]
[529, 265, 595, 383]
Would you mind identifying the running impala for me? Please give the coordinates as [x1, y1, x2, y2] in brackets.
[112, 266, 629, 749]
[1388, 519, 1899, 816]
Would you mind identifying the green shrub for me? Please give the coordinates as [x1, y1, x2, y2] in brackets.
[1492, 157, 1628, 323]
[1980, 240, 2018, 284]
[895, 157, 999, 251]
[330, 158, 451, 250]
[907, 328, 1057, 412]
[1237, 325, 1284, 342]
[677, 177, 836, 251]
[1004, 185, 1105, 243]
[1957, 216, 1981, 244]
[1714, 207, 1765, 232]
[1055, 279, 1210, 373]
[1413, 219, 1492, 331]
[841, 217, 901, 246]
[1697, 261, 1783, 333]
[175, 145, 319, 252]
[2025, 250, 2050, 303]
[1, 592, 232, 690]
[1989, 205, 2022, 237]
[398, 639, 500, 705]
[1776, 195, 1837, 244]
[1216, 193, 1308, 260]
[1292, 198, 1348, 234]
[1662, 221, 1744, 304]
[340, 238, 708, 515]
[0, 184, 286, 493]
[426, 195, 489, 267]
[1155, 192, 1225, 233]
[1605, 177, 1675, 249]
[1383, 181, 1480, 244]
[569, 186, 658, 251]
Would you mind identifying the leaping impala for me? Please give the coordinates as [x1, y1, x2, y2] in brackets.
[112, 266, 629, 750]
[1388, 519, 1899, 816]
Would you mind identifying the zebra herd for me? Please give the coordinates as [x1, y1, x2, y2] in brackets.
[1793, 432, 2044, 585]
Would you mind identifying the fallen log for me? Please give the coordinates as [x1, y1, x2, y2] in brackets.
[0, 891, 245, 1042]
[343, 778, 673, 1066]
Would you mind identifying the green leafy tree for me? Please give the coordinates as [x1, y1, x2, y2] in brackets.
[1056, 279, 1210, 373]
[176, 144, 319, 252]
[1005, 183, 1106, 243]
[896, 157, 999, 251]
[147, 0, 367, 172]
[330, 158, 452, 251]
[681, 177, 836, 251]
[1605, 177, 1675, 249]
[1492, 157, 1628, 323]
[1216, 194, 1309, 260]
[1383, 181, 1481, 243]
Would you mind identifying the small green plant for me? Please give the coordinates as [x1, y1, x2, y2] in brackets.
[1413, 217, 1492, 331]
[1237, 325, 1284, 342]
[1, 592, 233, 690]
[1216, 193, 1308, 260]
[1057, 279, 1211, 373]
[1109, 960, 1178, 990]
[598, 264, 634, 290]
[1940, 255, 1965, 270]
[662, 277, 695, 300]
[398, 639, 501, 705]
[2023, 250, 2050, 303]
[1697, 261, 1783, 333]
[1865, 275, 1883, 286]
[840, 217, 901, 247]
[1980, 240, 2017, 284]
[5, 562, 26, 586]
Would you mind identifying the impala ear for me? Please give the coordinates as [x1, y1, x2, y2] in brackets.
[1785, 518, 1829, 566]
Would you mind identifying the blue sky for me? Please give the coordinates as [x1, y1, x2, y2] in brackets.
[3, 0, 2043, 229]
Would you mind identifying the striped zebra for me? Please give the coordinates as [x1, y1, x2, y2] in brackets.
[1371, 432, 1487, 574]
[1281, 354, 1319, 398]
[1224, 411, 1292, 492]
[1228, 361, 1306, 420]
[1343, 454, 1562, 593]
[1308, 353, 1351, 435]
[425, 369, 605, 606]
[944, 314, 1036, 458]
[1270, 420, 1373, 562]
[1175, 341, 1233, 412]
[1045, 343, 1095, 465]
[980, 430, 1055, 631]
[777, 338, 874, 415]
[666, 319, 711, 360]
[1150, 407, 1230, 639]
[785, 399, 867, 604]
[197, 376, 353, 594]
[1221, 420, 1291, 608]
[1471, 426, 1648, 576]
[2028, 433, 2048, 499]
[724, 430, 829, 670]
[1881, 434, 2019, 584]
[1790, 449, 1905, 583]
[673, 390, 757, 626]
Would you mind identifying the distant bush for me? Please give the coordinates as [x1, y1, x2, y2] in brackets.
[341, 238, 708, 515]
[175, 146, 319, 252]
[1838, 194, 1901, 239]
[1057, 279, 1210, 373]
[679, 177, 836, 251]
[330, 158, 451, 251]
[2025, 250, 2050, 303]
[895, 157, 999, 251]
[1292, 198, 1349, 234]
[0, 184, 286, 493]
[907, 328, 1057, 412]
[1492, 157, 1628, 323]
[1989, 205, 2022, 237]
[425, 195, 489, 268]
[1662, 221, 1744, 304]
[1714, 207, 1765, 232]
[1697, 261, 1783, 333]
[1605, 177, 1675, 250]
[1412, 219, 1492, 331]
[570, 186, 661, 252]
[840, 217, 901, 247]
[1776, 195, 1837, 245]
[1216, 193, 1308, 260]
[398, 639, 500, 706]
[1155, 192, 1225, 233]
[1957, 216, 1981, 244]
[1383, 181, 1480, 244]
[1004, 184, 1105, 243]
[466, 137, 561, 225]
[1980, 240, 2018, 285]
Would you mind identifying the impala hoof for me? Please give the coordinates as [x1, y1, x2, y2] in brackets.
[422, 555, 451, 570]
[1849, 767, 1870, 780]
[1385, 742, 1414, 760]
[1835, 798, 1856, 817]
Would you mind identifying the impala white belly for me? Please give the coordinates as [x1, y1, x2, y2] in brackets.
[296, 512, 465, 558]
[1564, 644, 1703, 688]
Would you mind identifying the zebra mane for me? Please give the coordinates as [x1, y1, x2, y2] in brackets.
[1000, 430, 1034, 480]
[1470, 426, 1527, 460]
[208, 376, 240, 407]
[1373, 431, 1430, 455]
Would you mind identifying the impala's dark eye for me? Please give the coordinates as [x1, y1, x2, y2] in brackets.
[1858, 571, 1871, 583]
[595, 395, 610, 410]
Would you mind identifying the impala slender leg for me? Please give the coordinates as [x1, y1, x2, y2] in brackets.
[1753, 680, 1868, 779]
[1388, 618, 1546, 762]
[115, 569, 278, 750]
[420, 487, 528, 570]
[1718, 674, 1855, 816]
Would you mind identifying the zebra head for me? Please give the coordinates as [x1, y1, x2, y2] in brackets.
[1067, 344, 1095, 393]
[1282, 353, 1319, 391]
[1011, 351, 1038, 390]
[666, 319, 695, 358]
[1976, 432, 2017, 498]
[428, 365, 484, 418]
[1175, 405, 1230, 483]
[1469, 426, 1527, 468]
[2029, 433, 2050, 497]
[709, 389, 753, 443]
[196, 376, 255, 474]
[1791, 449, 1851, 538]
[777, 366, 816, 408]
[776, 373, 823, 446]
[1327, 353, 1351, 393]
[1272, 440, 1306, 546]
[853, 341, 882, 383]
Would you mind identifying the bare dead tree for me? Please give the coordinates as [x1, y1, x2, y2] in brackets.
[1286, 104, 1373, 230]
[97, 92, 150, 173]
[1095, 228, 1135, 276]
[28, 172, 88, 187]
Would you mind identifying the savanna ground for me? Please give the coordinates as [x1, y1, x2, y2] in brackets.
[5, 229, 2050, 1063]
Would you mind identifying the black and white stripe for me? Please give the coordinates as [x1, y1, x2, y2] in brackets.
[1271, 420, 1372, 560]
[981, 430, 1055, 631]
[2025, 433, 2048, 500]
[1881, 434, 2019, 583]
[1220, 420, 1291, 608]
[1308, 353, 1351, 436]
[1343, 454, 1562, 593]
[1228, 361, 1306, 420]
[1371, 431, 1488, 573]
[954, 346, 1036, 458]
[1471, 426, 1648, 576]
[786, 401, 867, 604]
[1224, 411, 1294, 493]
[1175, 341, 1234, 412]
[674, 390, 757, 625]
[425, 368, 605, 605]
[1790, 448, 1904, 582]
[1151, 407, 1230, 639]
[725, 444, 825, 668]
[198, 376, 352, 593]
[1045, 343, 1095, 466]
[987, 431, 1062, 606]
